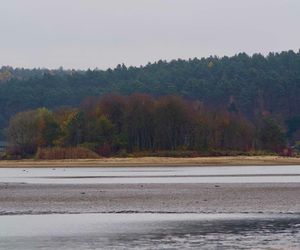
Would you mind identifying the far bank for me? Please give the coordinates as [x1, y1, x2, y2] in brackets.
[0, 156, 300, 168]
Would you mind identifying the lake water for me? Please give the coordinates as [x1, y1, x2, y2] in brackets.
[1, 165, 300, 184]
[1, 213, 300, 250]
[1, 166, 300, 249]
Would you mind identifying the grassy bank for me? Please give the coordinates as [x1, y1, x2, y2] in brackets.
[0, 156, 300, 168]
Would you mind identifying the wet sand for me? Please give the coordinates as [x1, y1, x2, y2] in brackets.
[0, 156, 300, 168]
[1, 183, 300, 215]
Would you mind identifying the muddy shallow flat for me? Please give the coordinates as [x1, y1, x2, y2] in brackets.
[1, 183, 300, 215]
[1, 166, 300, 215]
[1, 165, 300, 184]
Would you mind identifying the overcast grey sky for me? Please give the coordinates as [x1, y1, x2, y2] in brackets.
[0, 0, 299, 69]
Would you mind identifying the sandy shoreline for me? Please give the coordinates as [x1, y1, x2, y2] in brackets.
[1, 183, 300, 215]
[0, 156, 300, 168]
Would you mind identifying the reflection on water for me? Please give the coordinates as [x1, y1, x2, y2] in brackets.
[1, 213, 300, 249]
[1, 165, 300, 184]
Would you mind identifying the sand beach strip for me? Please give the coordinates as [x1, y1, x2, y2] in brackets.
[0, 156, 300, 168]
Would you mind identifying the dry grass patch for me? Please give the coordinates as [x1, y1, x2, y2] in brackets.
[36, 147, 100, 160]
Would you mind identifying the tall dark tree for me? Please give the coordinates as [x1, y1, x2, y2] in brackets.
[259, 118, 286, 152]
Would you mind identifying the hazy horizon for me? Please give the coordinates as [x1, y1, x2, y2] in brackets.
[1, 0, 300, 70]
[1, 48, 300, 71]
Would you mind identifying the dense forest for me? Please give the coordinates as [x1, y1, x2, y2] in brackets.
[4, 94, 288, 159]
[1, 50, 300, 156]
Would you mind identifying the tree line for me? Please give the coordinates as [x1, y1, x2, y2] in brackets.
[1, 50, 300, 145]
[4, 94, 287, 159]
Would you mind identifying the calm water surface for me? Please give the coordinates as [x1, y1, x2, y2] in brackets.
[0, 213, 300, 250]
[1, 165, 300, 184]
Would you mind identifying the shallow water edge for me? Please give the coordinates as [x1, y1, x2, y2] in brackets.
[1, 213, 300, 250]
